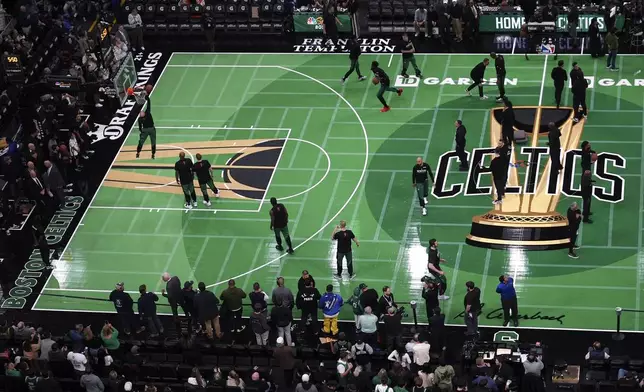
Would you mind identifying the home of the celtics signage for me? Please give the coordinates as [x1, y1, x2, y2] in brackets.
[479, 13, 624, 33]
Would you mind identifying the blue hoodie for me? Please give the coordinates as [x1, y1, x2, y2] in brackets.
[319, 292, 343, 317]
[496, 277, 516, 300]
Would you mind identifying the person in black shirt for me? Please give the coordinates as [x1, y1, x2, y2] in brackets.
[331, 220, 360, 278]
[568, 4, 579, 47]
[581, 170, 594, 224]
[466, 58, 489, 99]
[175, 152, 197, 209]
[298, 270, 315, 292]
[488, 149, 506, 204]
[580, 141, 596, 172]
[570, 63, 588, 123]
[455, 120, 468, 171]
[541, 0, 558, 22]
[109, 282, 144, 335]
[136, 93, 156, 159]
[202, 10, 215, 52]
[422, 281, 439, 322]
[412, 156, 435, 216]
[382, 306, 403, 350]
[501, 99, 515, 146]
[342, 38, 367, 84]
[296, 279, 321, 333]
[547, 122, 562, 186]
[464, 281, 481, 336]
[193, 153, 220, 206]
[427, 238, 449, 299]
[269, 197, 294, 254]
[400, 33, 423, 78]
[490, 53, 506, 102]
[379, 286, 398, 317]
[323, 4, 342, 51]
[551, 60, 567, 109]
[567, 202, 582, 258]
[138, 284, 164, 337]
[249, 282, 269, 314]
[371, 61, 402, 113]
[588, 18, 602, 58]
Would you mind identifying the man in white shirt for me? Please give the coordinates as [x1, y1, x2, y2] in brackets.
[412, 335, 431, 370]
[67, 349, 88, 373]
[127, 9, 144, 51]
[336, 351, 353, 387]
[414, 7, 428, 37]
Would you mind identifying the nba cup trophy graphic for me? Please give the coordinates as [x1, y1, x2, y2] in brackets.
[465, 107, 585, 250]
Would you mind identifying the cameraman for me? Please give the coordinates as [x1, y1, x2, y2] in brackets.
[382, 306, 403, 351]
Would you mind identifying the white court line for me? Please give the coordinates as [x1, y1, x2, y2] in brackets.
[88, 206, 260, 212]
[177, 52, 644, 56]
[32, 52, 177, 311]
[637, 95, 644, 330]
[537, 54, 549, 106]
[258, 130, 291, 212]
[155, 126, 290, 131]
[279, 138, 332, 201]
[373, 172, 396, 240]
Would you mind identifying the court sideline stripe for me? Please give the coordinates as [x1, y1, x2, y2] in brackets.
[637, 95, 644, 329]
[32, 53, 177, 310]
[373, 172, 396, 240]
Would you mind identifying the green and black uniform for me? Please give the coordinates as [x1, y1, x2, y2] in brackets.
[136, 96, 156, 157]
[412, 162, 435, 207]
[400, 39, 422, 78]
[175, 158, 197, 205]
[342, 40, 364, 81]
[428, 246, 447, 295]
[372, 66, 399, 108]
[270, 203, 294, 252]
[193, 159, 219, 202]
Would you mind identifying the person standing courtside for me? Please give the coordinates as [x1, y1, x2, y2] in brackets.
[341, 38, 367, 84]
[412, 157, 435, 216]
[490, 53, 506, 102]
[501, 99, 515, 146]
[464, 281, 481, 337]
[551, 60, 567, 109]
[465, 58, 489, 100]
[581, 170, 594, 224]
[269, 197, 295, 254]
[488, 149, 506, 205]
[570, 63, 588, 123]
[496, 275, 518, 327]
[567, 202, 582, 258]
[400, 33, 423, 78]
[427, 239, 449, 300]
[193, 153, 220, 206]
[547, 122, 562, 186]
[220, 279, 247, 333]
[332, 220, 360, 279]
[175, 152, 197, 209]
[455, 120, 468, 171]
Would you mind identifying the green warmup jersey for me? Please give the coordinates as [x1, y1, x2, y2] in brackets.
[175, 158, 194, 185]
[193, 159, 212, 184]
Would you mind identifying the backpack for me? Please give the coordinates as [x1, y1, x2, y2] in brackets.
[348, 287, 364, 315]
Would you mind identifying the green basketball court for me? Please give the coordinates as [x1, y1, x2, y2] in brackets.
[33, 52, 644, 333]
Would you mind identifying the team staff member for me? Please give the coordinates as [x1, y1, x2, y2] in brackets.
[269, 197, 294, 254]
[570, 63, 588, 122]
[135, 89, 156, 159]
[567, 202, 582, 259]
[193, 153, 220, 206]
[175, 152, 197, 209]
[547, 122, 562, 184]
[412, 156, 435, 216]
[455, 120, 468, 171]
[400, 33, 423, 78]
[371, 61, 403, 113]
[341, 38, 367, 84]
[580, 141, 596, 172]
[490, 53, 506, 102]
[551, 60, 567, 109]
[489, 149, 506, 205]
[581, 170, 594, 224]
[464, 281, 481, 336]
[501, 99, 515, 146]
[465, 58, 489, 100]
[496, 275, 518, 327]
[422, 281, 439, 322]
[331, 220, 360, 279]
[323, 3, 342, 51]
[428, 238, 449, 300]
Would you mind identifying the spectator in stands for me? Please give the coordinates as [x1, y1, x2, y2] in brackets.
[125, 346, 144, 367]
[320, 284, 343, 336]
[337, 351, 353, 388]
[227, 370, 245, 389]
[220, 279, 247, 333]
[378, 286, 398, 317]
[375, 375, 390, 392]
[541, 0, 558, 22]
[49, 343, 67, 361]
[588, 18, 602, 58]
[67, 346, 88, 375]
[414, 6, 428, 37]
[106, 370, 122, 392]
[357, 307, 378, 346]
[186, 367, 207, 390]
[494, 356, 513, 392]
[522, 353, 543, 376]
[109, 282, 143, 335]
[39, 331, 55, 360]
[359, 284, 379, 317]
[463, 0, 479, 42]
[100, 323, 120, 352]
[250, 282, 270, 314]
[605, 28, 619, 71]
[182, 280, 200, 333]
[383, 306, 403, 350]
[419, 364, 435, 388]
[449, 2, 463, 43]
[12, 321, 34, 341]
[80, 367, 105, 392]
[434, 358, 455, 392]
[412, 335, 431, 372]
[472, 357, 492, 378]
[247, 372, 270, 392]
[5, 362, 21, 377]
[333, 332, 352, 357]
[251, 303, 271, 346]
[274, 336, 296, 388]
[138, 284, 163, 337]
[194, 281, 222, 339]
[25, 369, 42, 391]
[296, 374, 319, 392]
[586, 341, 610, 360]
[43, 159, 66, 208]
[23, 332, 41, 361]
[351, 338, 374, 372]
[388, 346, 412, 370]
[298, 270, 316, 292]
[273, 276, 295, 309]
[35, 371, 62, 392]
[473, 368, 497, 392]
[180, 332, 202, 366]
[161, 272, 185, 320]
[127, 8, 144, 51]
[297, 278, 321, 334]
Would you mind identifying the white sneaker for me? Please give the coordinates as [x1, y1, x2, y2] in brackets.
[422, 207, 427, 216]
[438, 295, 450, 300]
[480, 95, 489, 100]
[185, 203, 193, 209]
[465, 89, 471, 96]
[341, 78, 346, 85]
[415, 33, 420, 37]
[423, 197, 428, 205]
[573, 118, 580, 123]
[215, 193, 220, 198]
[496, 97, 504, 103]
[203, 200, 211, 206]
[359, 76, 367, 81]
[141, 46, 145, 51]
[192, 201, 198, 207]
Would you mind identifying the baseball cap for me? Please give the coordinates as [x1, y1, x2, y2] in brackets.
[115, 282, 124, 288]
[184, 280, 194, 289]
[358, 283, 367, 290]
[302, 374, 310, 382]
[276, 337, 284, 345]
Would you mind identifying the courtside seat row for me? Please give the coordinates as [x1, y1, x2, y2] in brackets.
[368, 0, 432, 33]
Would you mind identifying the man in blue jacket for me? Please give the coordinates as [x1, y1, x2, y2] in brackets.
[496, 275, 518, 327]
[319, 284, 343, 336]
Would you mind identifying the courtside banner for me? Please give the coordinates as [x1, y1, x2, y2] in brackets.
[0, 52, 171, 312]
[479, 13, 624, 33]
[293, 12, 353, 33]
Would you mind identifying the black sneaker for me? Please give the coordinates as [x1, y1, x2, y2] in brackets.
[568, 252, 579, 259]
[136, 153, 140, 159]
[287, 248, 294, 254]
[401, 73, 410, 78]
[583, 219, 594, 224]
[275, 245, 284, 251]
[151, 154, 155, 159]
[459, 166, 468, 172]
[513, 320, 519, 327]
